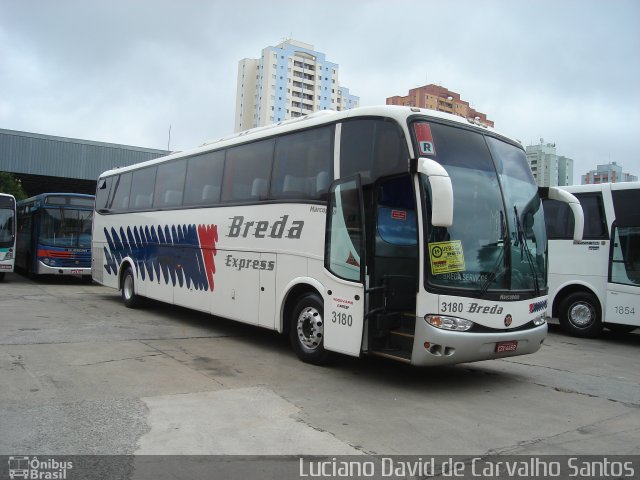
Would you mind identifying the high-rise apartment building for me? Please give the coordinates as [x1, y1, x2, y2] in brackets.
[386, 84, 494, 127]
[525, 139, 574, 187]
[235, 39, 359, 132]
[581, 162, 638, 184]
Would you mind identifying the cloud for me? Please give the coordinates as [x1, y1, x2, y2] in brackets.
[1, 0, 639, 181]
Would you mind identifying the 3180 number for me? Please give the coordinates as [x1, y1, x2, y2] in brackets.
[331, 312, 353, 326]
[441, 302, 464, 313]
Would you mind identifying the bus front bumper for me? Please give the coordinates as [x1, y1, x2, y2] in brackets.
[411, 320, 548, 366]
[37, 261, 91, 276]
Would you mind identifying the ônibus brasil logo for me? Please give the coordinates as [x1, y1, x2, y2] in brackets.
[8, 456, 73, 479]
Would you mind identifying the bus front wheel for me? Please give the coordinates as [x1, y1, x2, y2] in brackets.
[121, 267, 142, 308]
[558, 291, 602, 338]
[289, 293, 330, 365]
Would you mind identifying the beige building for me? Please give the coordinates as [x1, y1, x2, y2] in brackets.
[526, 140, 574, 187]
[387, 84, 494, 127]
[235, 39, 359, 132]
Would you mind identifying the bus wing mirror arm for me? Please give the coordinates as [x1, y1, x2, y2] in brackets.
[541, 187, 584, 242]
[417, 158, 453, 228]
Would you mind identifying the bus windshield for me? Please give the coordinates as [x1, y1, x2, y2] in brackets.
[0, 207, 14, 246]
[39, 208, 93, 248]
[419, 121, 547, 294]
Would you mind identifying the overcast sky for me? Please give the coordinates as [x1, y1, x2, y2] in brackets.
[1, 0, 638, 183]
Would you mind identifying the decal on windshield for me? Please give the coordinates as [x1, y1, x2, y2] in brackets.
[428, 240, 465, 274]
[414, 123, 436, 156]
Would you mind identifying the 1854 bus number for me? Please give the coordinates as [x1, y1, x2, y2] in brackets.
[614, 306, 636, 315]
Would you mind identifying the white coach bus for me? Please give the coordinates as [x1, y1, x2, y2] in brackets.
[92, 106, 582, 366]
[543, 182, 639, 337]
[0, 192, 16, 281]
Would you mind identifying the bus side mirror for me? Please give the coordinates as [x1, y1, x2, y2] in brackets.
[541, 187, 584, 242]
[417, 158, 453, 227]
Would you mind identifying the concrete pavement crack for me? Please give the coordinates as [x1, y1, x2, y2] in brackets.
[483, 410, 638, 455]
[137, 340, 226, 387]
[0, 334, 250, 347]
[72, 354, 162, 366]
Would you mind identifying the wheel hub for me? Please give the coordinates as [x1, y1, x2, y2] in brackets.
[297, 306, 323, 351]
[569, 302, 593, 327]
[123, 275, 133, 300]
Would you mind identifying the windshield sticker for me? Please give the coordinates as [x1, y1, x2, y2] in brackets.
[428, 240, 465, 274]
[346, 251, 360, 267]
[391, 210, 407, 220]
[414, 123, 436, 156]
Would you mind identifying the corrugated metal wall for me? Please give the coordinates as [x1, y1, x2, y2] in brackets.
[0, 128, 169, 181]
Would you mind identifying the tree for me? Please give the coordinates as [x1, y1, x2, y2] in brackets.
[0, 172, 27, 200]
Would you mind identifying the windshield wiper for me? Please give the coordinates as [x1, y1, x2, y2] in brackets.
[478, 211, 509, 296]
[514, 205, 540, 295]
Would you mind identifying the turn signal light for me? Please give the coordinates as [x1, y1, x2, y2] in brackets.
[425, 314, 473, 332]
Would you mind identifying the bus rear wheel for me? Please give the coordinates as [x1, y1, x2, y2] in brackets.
[121, 266, 142, 308]
[558, 291, 602, 338]
[289, 293, 330, 365]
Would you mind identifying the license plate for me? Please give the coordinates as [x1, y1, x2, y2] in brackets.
[495, 340, 518, 353]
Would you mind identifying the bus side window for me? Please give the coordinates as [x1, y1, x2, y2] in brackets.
[154, 160, 186, 208]
[341, 120, 407, 185]
[542, 199, 574, 239]
[183, 150, 225, 206]
[96, 177, 113, 212]
[611, 226, 640, 285]
[575, 193, 608, 239]
[222, 139, 274, 202]
[271, 126, 333, 199]
[377, 175, 417, 246]
[131, 167, 157, 210]
[110, 173, 133, 212]
[327, 179, 363, 282]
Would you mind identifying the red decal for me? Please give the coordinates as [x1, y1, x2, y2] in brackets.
[346, 251, 360, 267]
[37, 249, 73, 258]
[414, 122, 436, 156]
[391, 210, 407, 220]
[197, 224, 218, 292]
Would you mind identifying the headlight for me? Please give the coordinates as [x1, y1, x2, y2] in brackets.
[533, 315, 546, 326]
[425, 314, 473, 331]
[43, 258, 50, 265]
[5, 249, 13, 260]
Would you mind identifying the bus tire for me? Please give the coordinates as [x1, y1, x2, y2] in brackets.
[0, 272, 4, 282]
[289, 293, 331, 365]
[121, 266, 142, 308]
[558, 291, 602, 338]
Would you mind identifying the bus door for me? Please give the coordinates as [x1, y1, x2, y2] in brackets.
[323, 176, 366, 356]
[368, 175, 419, 355]
[607, 223, 640, 325]
[606, 189, 640, 326]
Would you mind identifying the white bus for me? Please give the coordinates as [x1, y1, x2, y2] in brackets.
[92, 105, 582, 366]
[544, 182, 639, 337]
[0, 192, 17, 281]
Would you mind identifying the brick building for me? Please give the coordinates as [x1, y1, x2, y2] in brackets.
[386, 84, 494, 127]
